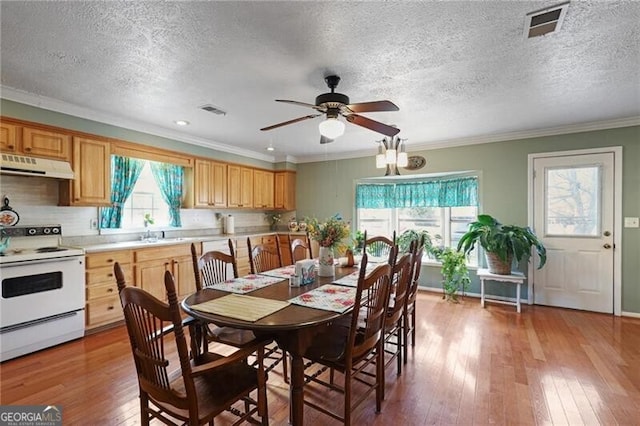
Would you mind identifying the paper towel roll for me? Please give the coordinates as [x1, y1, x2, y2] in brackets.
[225, 215, 235, 234]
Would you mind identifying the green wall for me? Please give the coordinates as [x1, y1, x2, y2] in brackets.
[296, 126, 640, 314]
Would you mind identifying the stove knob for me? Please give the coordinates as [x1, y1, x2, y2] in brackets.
[52, 227, 60, 234]
[43, 228, 51, 234]
[28, 228, 37, 235]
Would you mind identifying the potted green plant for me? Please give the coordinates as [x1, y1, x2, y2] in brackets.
[397, 229, 433, 254]
[457, 214, 547, 275]
[432, 247, 470, 302]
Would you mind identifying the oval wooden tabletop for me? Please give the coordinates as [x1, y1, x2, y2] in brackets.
[181, 265, 359, 331]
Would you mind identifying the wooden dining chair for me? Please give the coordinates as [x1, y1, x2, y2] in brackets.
[301, 254, 392, 425]
[381, 250, 413, 398]
[248, 236, 283, 274]
[404, 240, 424, 363]
[118, 269, 269, 425]
[363, 230, 397, 260]
[289, 232, 313, 263]
[246, 236, 288, 382]
[190, 242, 265, 351]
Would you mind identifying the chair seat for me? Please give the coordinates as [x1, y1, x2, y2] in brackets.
[207, 325, 270, 348]
[157, 353, 264, 423]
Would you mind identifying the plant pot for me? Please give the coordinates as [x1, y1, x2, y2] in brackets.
[485, 252, 513, 275]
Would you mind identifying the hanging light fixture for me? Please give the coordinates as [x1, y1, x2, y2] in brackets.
[318, 108, 345, 139]
[376, 136, 409, 176]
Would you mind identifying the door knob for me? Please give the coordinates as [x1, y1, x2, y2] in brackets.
[603, 231, 611, 236]
[603, 243, 612, 249]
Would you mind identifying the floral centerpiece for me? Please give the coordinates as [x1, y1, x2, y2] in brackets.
[305, 214, 350, 276]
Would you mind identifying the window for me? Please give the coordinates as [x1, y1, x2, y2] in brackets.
[355, 175, 478, 265]
[100, 156, 184, 230]
[120, 162, 170, 229]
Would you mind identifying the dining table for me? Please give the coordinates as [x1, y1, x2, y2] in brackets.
[181, 264, 361, 426]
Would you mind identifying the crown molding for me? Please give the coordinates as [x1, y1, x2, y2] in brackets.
[0, 86, 275, 163]
[3, 85, 637, 165]
[295, 116, 640, 163]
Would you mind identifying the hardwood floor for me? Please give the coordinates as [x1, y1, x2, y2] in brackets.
[2, 292, 639, 425]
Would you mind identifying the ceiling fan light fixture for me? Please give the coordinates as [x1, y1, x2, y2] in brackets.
[318, 117, 345, 139]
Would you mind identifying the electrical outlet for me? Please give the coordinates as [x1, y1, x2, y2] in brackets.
[90, 218, 98, 230]
[624, 217, 639, 228]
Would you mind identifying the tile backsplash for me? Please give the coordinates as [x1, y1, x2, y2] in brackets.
[0, 175, 296, 244]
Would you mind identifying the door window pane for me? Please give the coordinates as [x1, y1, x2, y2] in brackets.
[545, 166, 600, 236]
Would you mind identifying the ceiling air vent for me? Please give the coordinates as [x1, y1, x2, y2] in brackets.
[524, 1, 569, 38]
[199, 104, 227, 115]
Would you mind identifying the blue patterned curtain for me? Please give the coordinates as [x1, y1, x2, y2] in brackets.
[150, 161, 183, 227]
[100, 156, 144, 228]
[356, 176, 478, 208]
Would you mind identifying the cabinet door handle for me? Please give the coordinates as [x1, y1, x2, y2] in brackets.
[107, 259, 114, 263]
[24, 147, 31, 152]
[107, 306, 114, 310]
[107, 288, 114, 293]
[7, 145, 14, 149]
[107, 273, 113, 277]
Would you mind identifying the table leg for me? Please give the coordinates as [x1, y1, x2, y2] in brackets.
[481, 278, 485, 308]
[289, 353, 304, 425]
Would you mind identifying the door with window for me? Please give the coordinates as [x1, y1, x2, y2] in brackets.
[532, 151, 615, 313]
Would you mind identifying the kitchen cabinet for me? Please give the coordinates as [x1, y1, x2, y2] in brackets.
[59, 137, 111, 206]
[274, 171, 296, 211]
[227, 165, 253, 208]
[134, 243, 198, 300]
[0, 122, 71, 161]
[85, 249, 133, 331]
[22, 127, 71, 160]
[194, 159, 227, 208]
[0, 123, 19, 152]
[253, 169, 274, 209]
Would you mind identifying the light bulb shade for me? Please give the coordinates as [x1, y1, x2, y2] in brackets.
[397, 151, 408, 167]
[376, 153, 386, 168]
[385, 149, 397, 164]
[318, 118, 345, 139]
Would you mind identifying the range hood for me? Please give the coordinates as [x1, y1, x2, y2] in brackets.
[0, 153, 75, 179]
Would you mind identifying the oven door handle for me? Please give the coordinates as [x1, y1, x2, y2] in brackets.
[1, 256, 84, 267]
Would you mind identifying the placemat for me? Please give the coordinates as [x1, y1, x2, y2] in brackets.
[207, 274, 283, 294]
[259, 265, 297, 279]
[190, 294, 290, 322]
[332, 271, 360, 287]
[289, 284, 357, 313]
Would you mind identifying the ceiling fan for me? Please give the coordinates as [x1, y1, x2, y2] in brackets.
[260, 75, 400, 144]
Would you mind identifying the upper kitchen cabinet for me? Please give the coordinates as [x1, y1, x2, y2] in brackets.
[22, 127, 71, 160]
[227, 165, 254, 208]
[194, 159, 227, 208]
[0, 120, 71, 161]
[274, 171, 296, 211]
[253, 169, 274, 209]
[59, 137, 111, 206]
[0, 123, 19, 152]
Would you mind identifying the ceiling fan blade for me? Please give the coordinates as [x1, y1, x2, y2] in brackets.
[260, 114, 322, 131]
[345, 114, 400, 137]
[276, 99, 325, 112]
[344, 100, 399, 113]
[320, 135, 334, 144]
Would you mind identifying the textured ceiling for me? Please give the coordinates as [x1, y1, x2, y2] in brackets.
[1, 1, 639, 163]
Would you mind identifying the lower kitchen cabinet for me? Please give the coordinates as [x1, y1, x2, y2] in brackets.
[85, 244, 199, 331]
[85, 249, 133, 331]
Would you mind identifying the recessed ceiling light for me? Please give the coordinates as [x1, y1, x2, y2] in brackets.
[266, 145, 275, 152]
[174, 120, 190, 126]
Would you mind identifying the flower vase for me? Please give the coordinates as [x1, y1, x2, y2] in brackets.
[318, 246, 335, 277]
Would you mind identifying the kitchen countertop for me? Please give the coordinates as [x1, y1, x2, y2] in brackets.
[82, 231, 309, 253]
